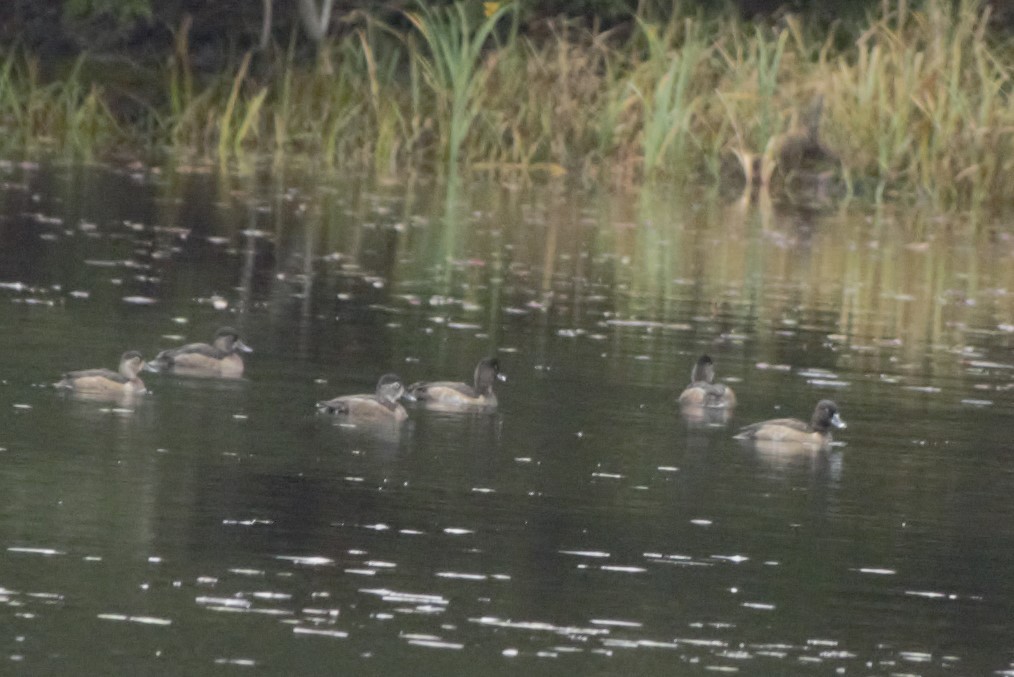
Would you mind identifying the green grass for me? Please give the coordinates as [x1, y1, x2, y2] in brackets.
[0, 0, 1010, 208]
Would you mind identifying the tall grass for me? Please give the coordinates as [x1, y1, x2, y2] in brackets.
[0, 0, 1010, 208]
[403, 2, 514, 174]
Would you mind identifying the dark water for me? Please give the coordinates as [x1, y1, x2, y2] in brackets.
[2, 160, 1014, 675]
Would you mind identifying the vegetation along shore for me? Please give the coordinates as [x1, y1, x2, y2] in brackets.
[0, 0, 1011, 208]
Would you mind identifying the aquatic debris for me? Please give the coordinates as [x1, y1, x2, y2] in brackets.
[122, 296, 157, 305]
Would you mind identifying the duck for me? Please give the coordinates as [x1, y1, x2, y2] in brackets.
[406, 358, 505, 411]
[316, 373, 413, 424]
[678, 355, 736, 408]
[147, 327, 252, 377]
[734, 400, 846, 448]
[55, 351, 150, 394]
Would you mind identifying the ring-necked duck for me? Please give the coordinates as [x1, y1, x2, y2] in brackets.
[406, 358, 505, 410]
[678, 355, 736, 408]
[316, 373, 413, 423]
[147, 327, 252, 377]
[734, 400, 847, 448]
[55, 351, 151, 394]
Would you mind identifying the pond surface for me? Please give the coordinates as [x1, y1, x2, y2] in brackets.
[2, 160, 1014, 675]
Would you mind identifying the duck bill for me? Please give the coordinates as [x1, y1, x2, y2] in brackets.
[235, 340, 254, 353]
[400, 391, 417, 403]
[830, 412, 847, 429]
[142, 361, 160, 373]
[496, 373, 507, 383]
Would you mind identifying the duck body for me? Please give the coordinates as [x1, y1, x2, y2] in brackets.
[56, 351, 149, 394]
[147, 327, 252, 377]
[678, 355, 736, 408]
[735, 400, 846, 448]
[407, 358, 505, 411]
[317, 374, 411, 424]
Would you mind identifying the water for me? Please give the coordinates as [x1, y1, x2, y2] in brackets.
[2, 159, 1014, 674]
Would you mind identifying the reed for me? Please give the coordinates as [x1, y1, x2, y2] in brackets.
[0, 0, 1009, 207]
[404, 1, 514, 174]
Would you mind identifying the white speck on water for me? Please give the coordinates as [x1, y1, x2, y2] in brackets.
[712, 555, 749, 564]
[359, 589, 449, 606]
[443, 528, 474, 535]
[275, 556, 335, 566]
[406, 639, 464, 650]
[742, 602, 775, 610]
[293, 627, 348, 639]
[436, 572, 487, 581]
[559, 550, 610, 558]
[600, 565, 646, 573]
[590, 619, 642, 628]
[657, 466, 679, 472]
[122, 296, 157, 305]
[691, 519, 713, 527]
[213, 658, 257, 667]
[855, 567, 896, 575]
[97, 613, 172, 626]
[8, 547, 63, 556]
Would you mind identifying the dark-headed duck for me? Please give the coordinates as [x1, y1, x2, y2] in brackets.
[734, 400, 846, 448]
[55, 350, 150, 394]
[147, 327, 252, 377]
[678, 355, 736, 409]
[406, 358, 505, 411]
[316, 373, 413, 423]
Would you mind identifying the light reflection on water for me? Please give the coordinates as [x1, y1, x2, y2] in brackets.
[0, 161, 1013, 673]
